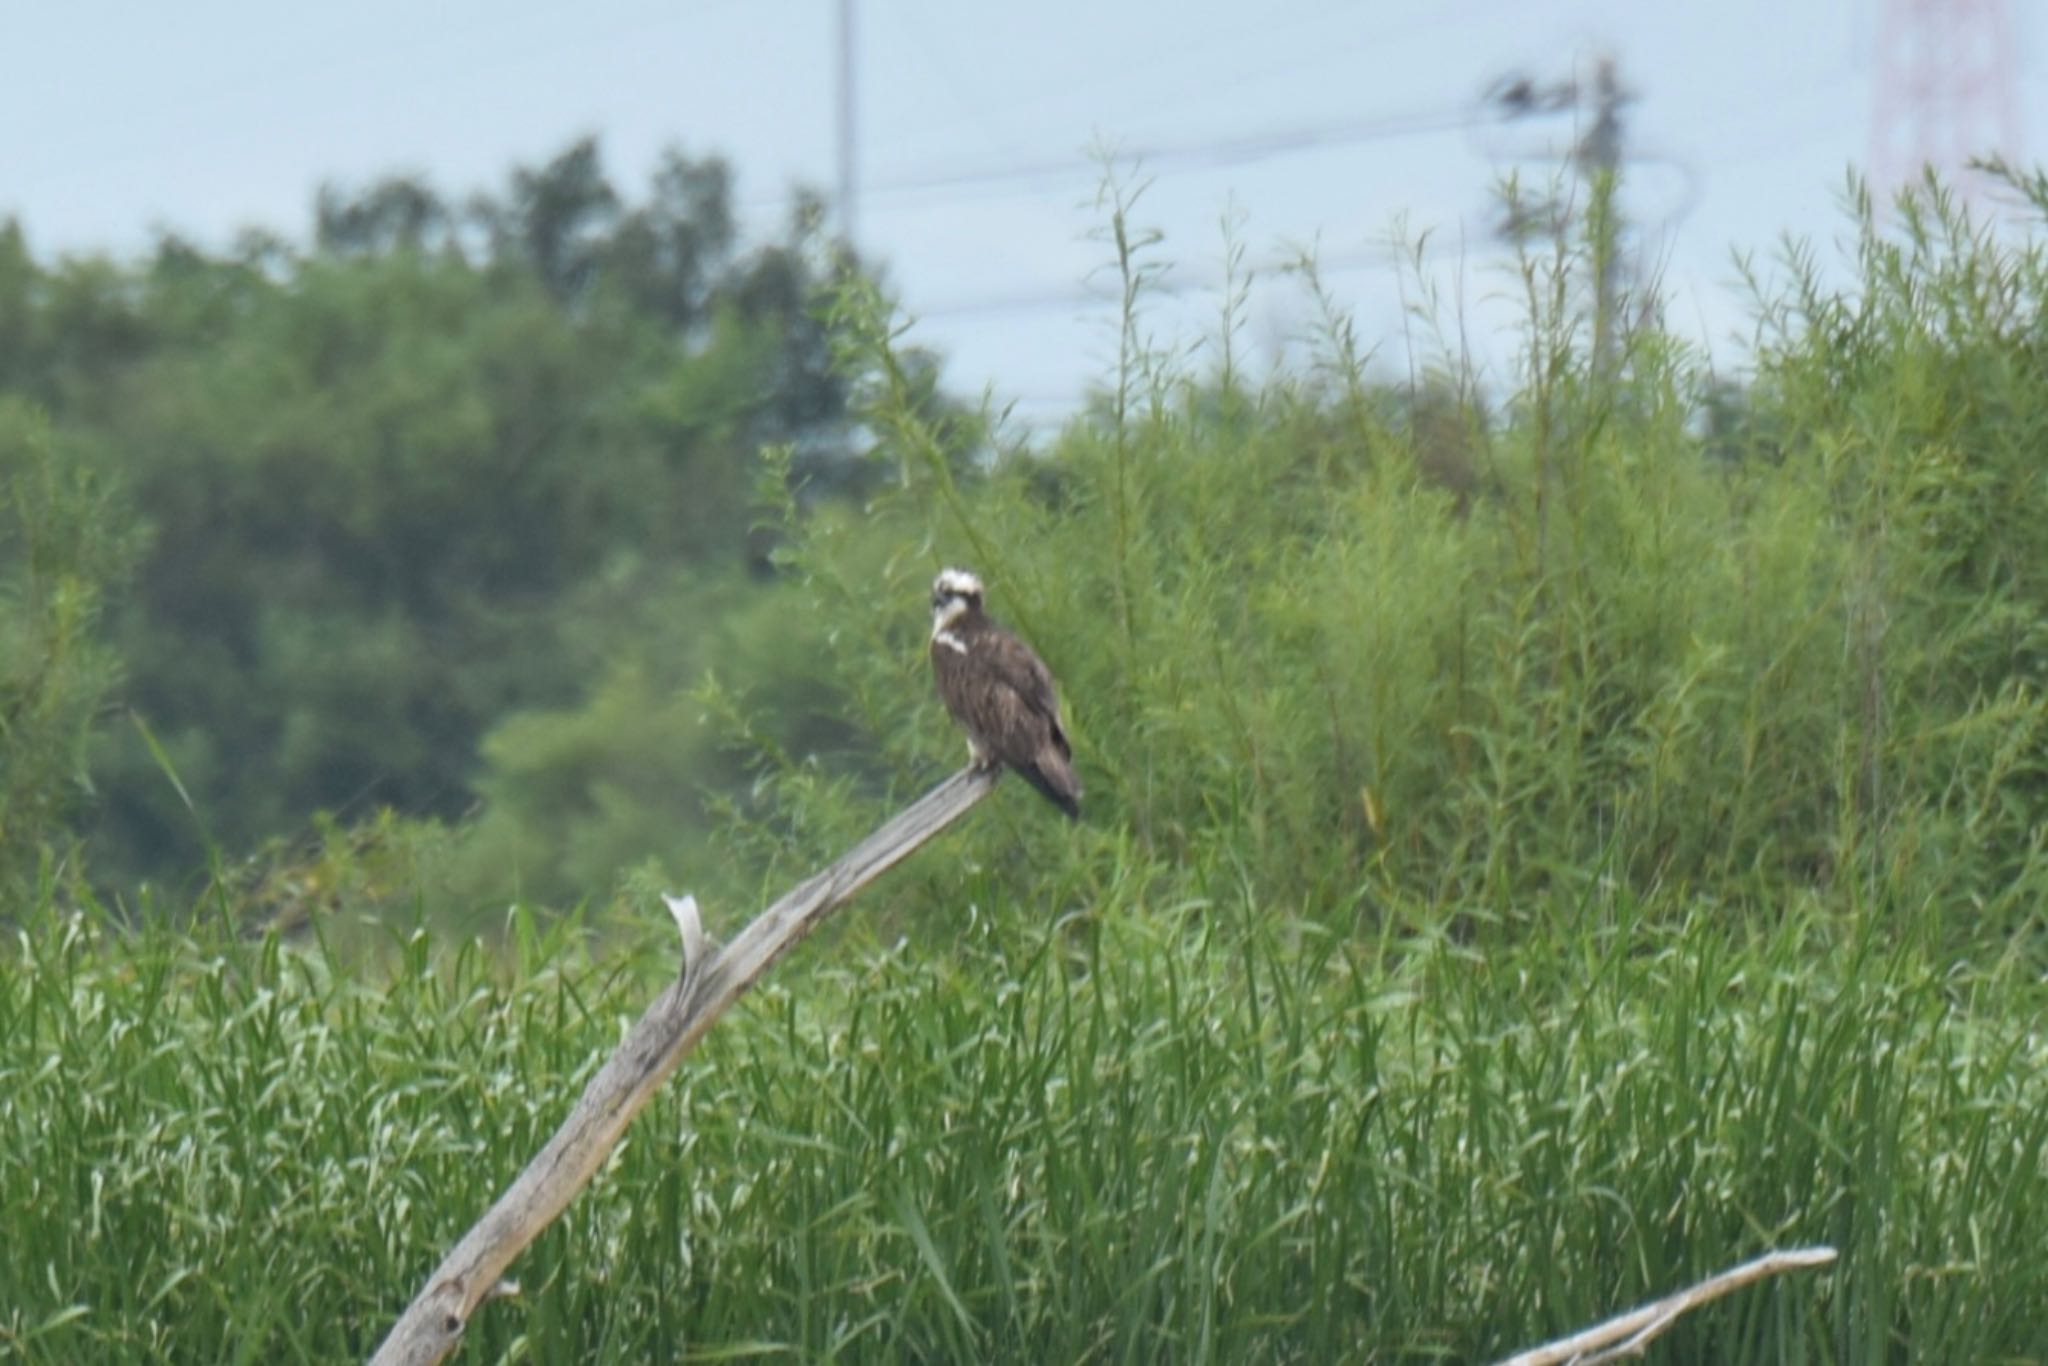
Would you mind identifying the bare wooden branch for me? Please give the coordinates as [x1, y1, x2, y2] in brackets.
[369, 765, 1001, 1366]
[1496, 1245, 1838, 1366]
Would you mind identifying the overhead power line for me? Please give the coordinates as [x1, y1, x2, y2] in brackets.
[868, 101, 1483, 201]
[917, 242, 1430, 321]
[753, 90, 1483, 225]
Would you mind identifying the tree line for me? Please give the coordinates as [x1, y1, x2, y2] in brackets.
[0, 137, 946, 908]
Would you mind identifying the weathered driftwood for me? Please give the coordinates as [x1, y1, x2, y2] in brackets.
[1496, 1245, 1837, 1366]
[369, 765, 1000, 1366]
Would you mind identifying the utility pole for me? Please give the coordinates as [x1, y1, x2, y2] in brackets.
[836, 0, 859, 253]
[1870, 0, 2021, 207]
[1485, 53, 1637, 374]
[1576, 56, 1626, 374]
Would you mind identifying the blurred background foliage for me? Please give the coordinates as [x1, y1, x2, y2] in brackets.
[0, 138, 962, 915]
[0, 401, 137, 897]
[0, 144, 2044, 955]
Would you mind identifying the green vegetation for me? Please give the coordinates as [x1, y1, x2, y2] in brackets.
[0, 138, 922, 905]
[5, 884, 2045, 1359]
[0, 402, 135, 899]
[4, 156, 2048, 1360]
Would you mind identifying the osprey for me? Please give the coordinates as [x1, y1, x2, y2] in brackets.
[929, 567, 1081, 818]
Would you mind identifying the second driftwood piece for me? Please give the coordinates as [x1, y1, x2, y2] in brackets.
[1496, 1245, 1838, 1365]
[369, 765, 1001, 1366]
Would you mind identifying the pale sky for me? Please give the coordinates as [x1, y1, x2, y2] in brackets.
[7, 1, 2041, 425]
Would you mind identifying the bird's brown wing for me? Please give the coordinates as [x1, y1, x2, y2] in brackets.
[972, 628, 1081, 816]
[972, 629, 1070, 762]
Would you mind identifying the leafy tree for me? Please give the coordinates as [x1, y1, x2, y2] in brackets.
[0, 140, 872, 892]
[483, 136, 622, 304]
[602, 149, 737, 333]
[314, 175, 453, 257]
[0, 402, 136, 897]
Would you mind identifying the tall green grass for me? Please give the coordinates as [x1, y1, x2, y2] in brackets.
[4, 882, 2045, 1361]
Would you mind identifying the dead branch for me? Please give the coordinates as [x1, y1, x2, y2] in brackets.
[369, 765, 1000, 1366]
[1496, 1245, 1838, 1366]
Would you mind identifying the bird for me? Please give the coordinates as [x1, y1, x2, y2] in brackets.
[928, 567, 1081, 819]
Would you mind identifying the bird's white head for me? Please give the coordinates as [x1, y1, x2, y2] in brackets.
[931, 567, 984, 633]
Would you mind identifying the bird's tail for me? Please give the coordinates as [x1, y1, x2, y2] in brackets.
[1015, 754, 1082, 820]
